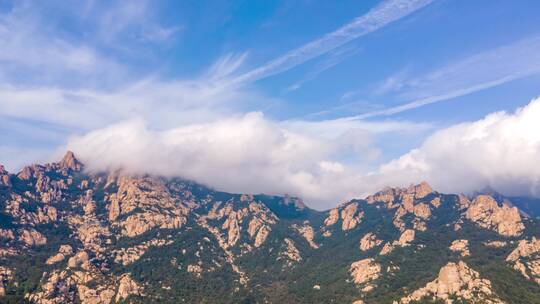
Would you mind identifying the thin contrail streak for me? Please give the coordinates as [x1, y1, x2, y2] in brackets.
[228, 0, 435, 86]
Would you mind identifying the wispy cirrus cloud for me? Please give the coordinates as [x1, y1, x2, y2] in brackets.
[352, 35, 540, 118]
[229, 0, 435, 86]
[285, 46, 361, 92]
[0, 0, 181, 88]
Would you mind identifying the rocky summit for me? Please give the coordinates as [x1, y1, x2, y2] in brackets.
[1, 152, 540, 304]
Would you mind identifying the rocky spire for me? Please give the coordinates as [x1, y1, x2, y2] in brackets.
[0, 165, 10, 186]
[407, 181, 433, 199]
[59, 151, 82, 171]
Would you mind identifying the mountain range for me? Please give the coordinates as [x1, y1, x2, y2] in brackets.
[1, 152, 540, 304]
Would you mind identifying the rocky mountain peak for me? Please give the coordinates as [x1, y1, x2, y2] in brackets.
[59, 150, 82, 171]
[0, 165, 10, 186]
[406, 181, 433, 199]
[466, 194, 524, 236]
[399, 261, 504, 303]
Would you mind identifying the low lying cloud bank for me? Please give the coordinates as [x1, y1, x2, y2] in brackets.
[381, 97, 540, 197]
[66, 98, 540, 209]
[67, 112, 375, 209]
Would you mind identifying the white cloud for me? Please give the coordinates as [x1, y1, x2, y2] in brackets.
[63, 97, 540, 209]
[378, 97, 540, 197]
[63, 113, 359, 208]
[0, 2, 126, 87]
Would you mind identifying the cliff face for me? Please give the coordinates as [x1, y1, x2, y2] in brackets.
[0, 152, 539, 304]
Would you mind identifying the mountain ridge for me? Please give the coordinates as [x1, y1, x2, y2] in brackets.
[1, 151, 540, 303]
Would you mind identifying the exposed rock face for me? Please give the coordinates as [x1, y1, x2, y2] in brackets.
[380, 229, 415, 255]
[367, 182, 436, 232]
[457, 194, 470, 210]
[254, 225, 271, 247]
[341, 203, 363, 230]
[202, 200, 277, 250]
[19, 229, 47, 247]
[114, 239, 173, 266]
[195, 198, 278, 286]
[349, 258, 381, 292]
[449, 239, 470, 257]
[59, 151, 83, 171]
[359, 233, 382, 251]
[413, 203, 431, 219]
[107, 176, 189, 238]
[26, 270, 77, 304]
[0, 165, 11, 187]
[399, 261, 504, 304]
[506, 237, 540, 284]
[397, 229, 415, 246]
[187, 264, 203, 277]
[277, 238, 302, 267]
[380, 243, 394, 255]
[484, 241, 507, 248]
[115, 274, 142, 302]
[46, 245, 74, 265]
[0, 267, 13, 297]
[430, 197, 442, 208]
[466, 195, 524, 237]
[367, 181, 433, 205]
[324, 202, 364, 231]
[324, 208, 340, 227]
[67, 251, 91, 270]
[292, 223, 319, 249]
[27, 267, 142, 304]
[0, 228, 15, 240]
[407, 181, 433, 199]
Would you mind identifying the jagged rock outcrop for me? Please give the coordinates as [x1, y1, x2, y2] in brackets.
[359, 232, 382, 252]
[0, 165, 11, 187]
[397, 229, 415, 245]
[324, 208, 339, 227]
[115, 274, 142, 302]
[292, 223, 319, 249]
[0, 267, 13, 297]
[465, 195, 524, 237]
[27, 267, 142, 304]
[201, 200, 277, 250]
[324, 202, 364, 231]
[106, 176, 189, 237]
[506, 237, 540, 284]
[449, 239, 470, 257]
[278, 238, 302, 267]
[19, 228, 47, 247]
[26, 270, 77, 304]
[413, 203, 431, 219]
[114, 239, 173, 266]
[46, 245, 74, 265]
[67, 251, 91, 270]
[484, 240, 507, 248]
[366, 182, 436, 232]
[0, 228, 15, 240]
[367, 181, 433, 206]
[399, 261, 504, 303]
[380, 229, 415, 255]
[59, 151, 83, 171]
[349, 258, 381, 292]
[187, 264, 204, 277]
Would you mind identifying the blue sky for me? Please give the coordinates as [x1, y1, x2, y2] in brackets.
[1, 0, 540, 207]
